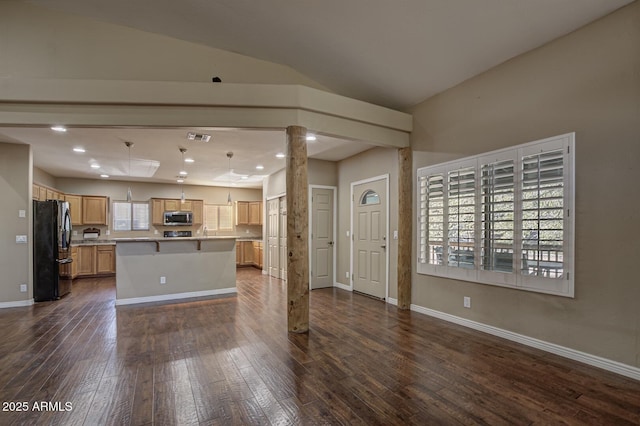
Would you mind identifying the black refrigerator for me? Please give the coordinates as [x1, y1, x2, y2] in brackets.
[33, 200, 73, 302]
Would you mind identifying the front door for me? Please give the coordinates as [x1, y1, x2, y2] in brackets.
[311, 187, 334, 289]
[353, 178, 387, 299]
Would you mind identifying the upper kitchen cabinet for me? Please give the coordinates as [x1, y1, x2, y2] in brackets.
[248, 201, 262, 225]
[64, 194, 83, 226]
[151, 199, 164, 226]
[237, 200, 263, 225]
[164, 199, 193, 211]
[82, 196, 109, 225]
[192, 200, 203, 225]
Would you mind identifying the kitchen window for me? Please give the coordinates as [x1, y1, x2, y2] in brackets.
[113, 201, 149, 231]
[204, 204, 234, 232]
[417, 133, 575, 297]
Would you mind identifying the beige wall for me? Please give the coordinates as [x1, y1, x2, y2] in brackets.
[263, 158, 338, 199]
[409, 1, 640, 367]
[0, 1, 328, 91]
[0, 143, 31, 303]
[336, 147, 399, 297]
[54, 178, 263, 239]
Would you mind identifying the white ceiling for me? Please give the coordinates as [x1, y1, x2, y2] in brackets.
[0, 126, 373, 188]
[9, 0, 633, 187]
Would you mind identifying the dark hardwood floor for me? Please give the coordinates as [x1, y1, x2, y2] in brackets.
[0, 269, 638, 425]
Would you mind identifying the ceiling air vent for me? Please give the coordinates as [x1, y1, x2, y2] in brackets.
[187, 132, 211, 142]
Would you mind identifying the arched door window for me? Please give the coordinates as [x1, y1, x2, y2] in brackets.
[360, 190, 380, 205]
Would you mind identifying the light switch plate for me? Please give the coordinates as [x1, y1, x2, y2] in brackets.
[19, 210, 26, 218]
[20, 284, 27, 293]
[16, 235, 27, 243]
[393, 230, 398, 240]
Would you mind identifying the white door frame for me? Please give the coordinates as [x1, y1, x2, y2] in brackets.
[350, 174, 390, 300]
[308, 185, 337, 290]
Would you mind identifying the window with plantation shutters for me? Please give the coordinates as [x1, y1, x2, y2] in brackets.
[417, 133, 574, 297]
[204, 204, 234, 232]
[113, 201, 149, 231]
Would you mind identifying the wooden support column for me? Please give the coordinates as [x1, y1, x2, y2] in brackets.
[286, 125, 310, 333]
[397, 147, 412, 310]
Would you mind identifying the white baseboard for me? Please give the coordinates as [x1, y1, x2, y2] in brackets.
[115, 287, 237, 306]
[410, 304, 640, 382]
[0, 299, 34, 309]
[387, 297, 398, 306]
[334, 282, 352, 291]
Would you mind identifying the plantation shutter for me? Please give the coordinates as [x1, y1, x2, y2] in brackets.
[521, 149, 565, 279]
[447, 167, 476, 269]
[204, 205, 219, 231]
[481, 159, 515, 273]
[427, 173, 445, 265]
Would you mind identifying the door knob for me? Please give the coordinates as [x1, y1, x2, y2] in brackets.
[328, 241, 334, 246]
[381, 244, 386, 249]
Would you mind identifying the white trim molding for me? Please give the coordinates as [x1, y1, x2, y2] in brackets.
[115, 287, 237, 306]
[410, 304, 640, 382]
[387, 297, 398, 306]
[0, 299, 34, 309]
[334, 282, 352, 292]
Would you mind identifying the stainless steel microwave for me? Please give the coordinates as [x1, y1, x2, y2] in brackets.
[163, 211, 193, 226]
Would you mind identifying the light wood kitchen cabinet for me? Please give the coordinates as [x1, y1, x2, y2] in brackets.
[248, 201, 262, 225]
[82, 196, 108, 225]
[32, 184, 40, 200]
[252, 241, 263, 268]
[151, 199, 164, 225]
[236, 201, 249, 225]
[76, 245, 96, 276]
[76, 244, 115, 277]
[96, 245, 115, 274]
[64, 194, 83, 226]
[236, 241, 256, 266]
[70, 246, 78, 278]
[164, 199, 192, 211]
[237, 201, 262, 225]
[192, 200, 203, 224]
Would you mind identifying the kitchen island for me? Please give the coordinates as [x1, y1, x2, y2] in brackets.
[114, 237, 237, 305]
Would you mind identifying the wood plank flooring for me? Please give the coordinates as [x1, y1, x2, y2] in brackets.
[0, 268, 638, 425]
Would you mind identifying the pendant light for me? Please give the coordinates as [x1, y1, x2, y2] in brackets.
[124, 141, 133, 202]
[179, 148, 187, 203]
[226, 151, 233, 205]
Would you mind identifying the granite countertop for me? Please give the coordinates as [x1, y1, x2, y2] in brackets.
[73, 240, 116, 246]
[113, 236, 237, 243]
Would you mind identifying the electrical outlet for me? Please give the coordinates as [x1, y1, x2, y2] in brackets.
[73, 230, 78, 236]
[346, 271, 350, 279]
[20, 284, 27, 293]
[393, 230, 398, 240]
[105, 230, 110, 236]
[463, 296, 471, 308]
[19, 210, 26, 218]
[16, 235, 27, 243]
[160, 276, 166, 284]
[346, 230, 350, 237]
[154, 229, 159, 234]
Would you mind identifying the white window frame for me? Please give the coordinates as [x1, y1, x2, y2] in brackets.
[416, 133, 575, 297]
[112, 201, 150, 231]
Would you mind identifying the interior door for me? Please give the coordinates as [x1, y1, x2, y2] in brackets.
[353, 179, 387, 299]
[267, 198, 280, 278]
[279, 196, 287, 281]
[311, 187, 334, 289]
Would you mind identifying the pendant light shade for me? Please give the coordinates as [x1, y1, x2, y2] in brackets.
[226, 152, 233, 205]
[124, 141, 134, 202]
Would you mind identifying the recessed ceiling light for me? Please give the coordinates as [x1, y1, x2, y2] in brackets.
[73, 147, 86, 153]
[241, 176, 248, 180]
[176, 179, 184, 183]
[276, 153, 285, 159]
[90, 164, 100, 169]
[306, 135, 317, 141]
[51, 126, 67, 132]
[100, 174, 109, 178]
[256, 165, 264, 170]
[179, 170, 188, 176]
[185, 158, 195, 163]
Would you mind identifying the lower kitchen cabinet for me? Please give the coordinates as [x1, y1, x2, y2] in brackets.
[76, 244, 116, 277]
[96, 245, 115, 274]
[236, 240, 263, 269]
